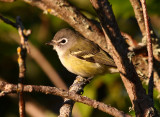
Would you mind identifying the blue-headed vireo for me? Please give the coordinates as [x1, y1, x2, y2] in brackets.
[47, 28, 116, 77]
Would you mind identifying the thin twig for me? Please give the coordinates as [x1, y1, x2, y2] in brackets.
[140, 0, 154, 102]
[0, 14, 17, 27]
[16, 16, 30, 117]
[0, 81, 131, 117]
[59, 76, 92, 117]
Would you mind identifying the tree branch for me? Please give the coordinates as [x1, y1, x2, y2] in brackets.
[0, 81, 131, 117]
[59, 76, 92, 117]
[140, 0, 154, 102]
[90, 0, 158, 116]
[16, 16, 31, 117]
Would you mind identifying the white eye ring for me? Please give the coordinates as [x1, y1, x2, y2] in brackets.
[58, 38, 68, 45]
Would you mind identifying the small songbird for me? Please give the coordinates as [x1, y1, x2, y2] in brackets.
[47, 28, 116, 77]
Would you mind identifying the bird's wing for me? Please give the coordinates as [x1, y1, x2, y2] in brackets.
[70, 40, 116, 67]
[92, 50, 116, 67]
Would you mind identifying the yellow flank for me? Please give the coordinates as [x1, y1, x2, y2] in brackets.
[59, 53, 107, 77]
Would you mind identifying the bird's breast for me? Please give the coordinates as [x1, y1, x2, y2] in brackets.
[59, 54, 106, 77]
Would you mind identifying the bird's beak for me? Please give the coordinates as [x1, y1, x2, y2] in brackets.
[46, 40, 58, 46]
[46, 40, 57, 50]
[45, 41, 53, 46]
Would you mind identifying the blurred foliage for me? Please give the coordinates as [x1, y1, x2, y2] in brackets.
[0, 0, 160, 117]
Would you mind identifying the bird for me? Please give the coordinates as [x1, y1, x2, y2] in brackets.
[47, 28, 116, 78]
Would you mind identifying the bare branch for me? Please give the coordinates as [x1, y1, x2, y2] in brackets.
[59, 76, 92, 117]
[0, 81, 131, 117]
[16, 16, 30, 117]
[140, 0, 154, 102]
[90, 0, 158, 116]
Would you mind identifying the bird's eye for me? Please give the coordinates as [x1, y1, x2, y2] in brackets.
[61, 39, 66, 43]
[59, 38, 68, 45]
